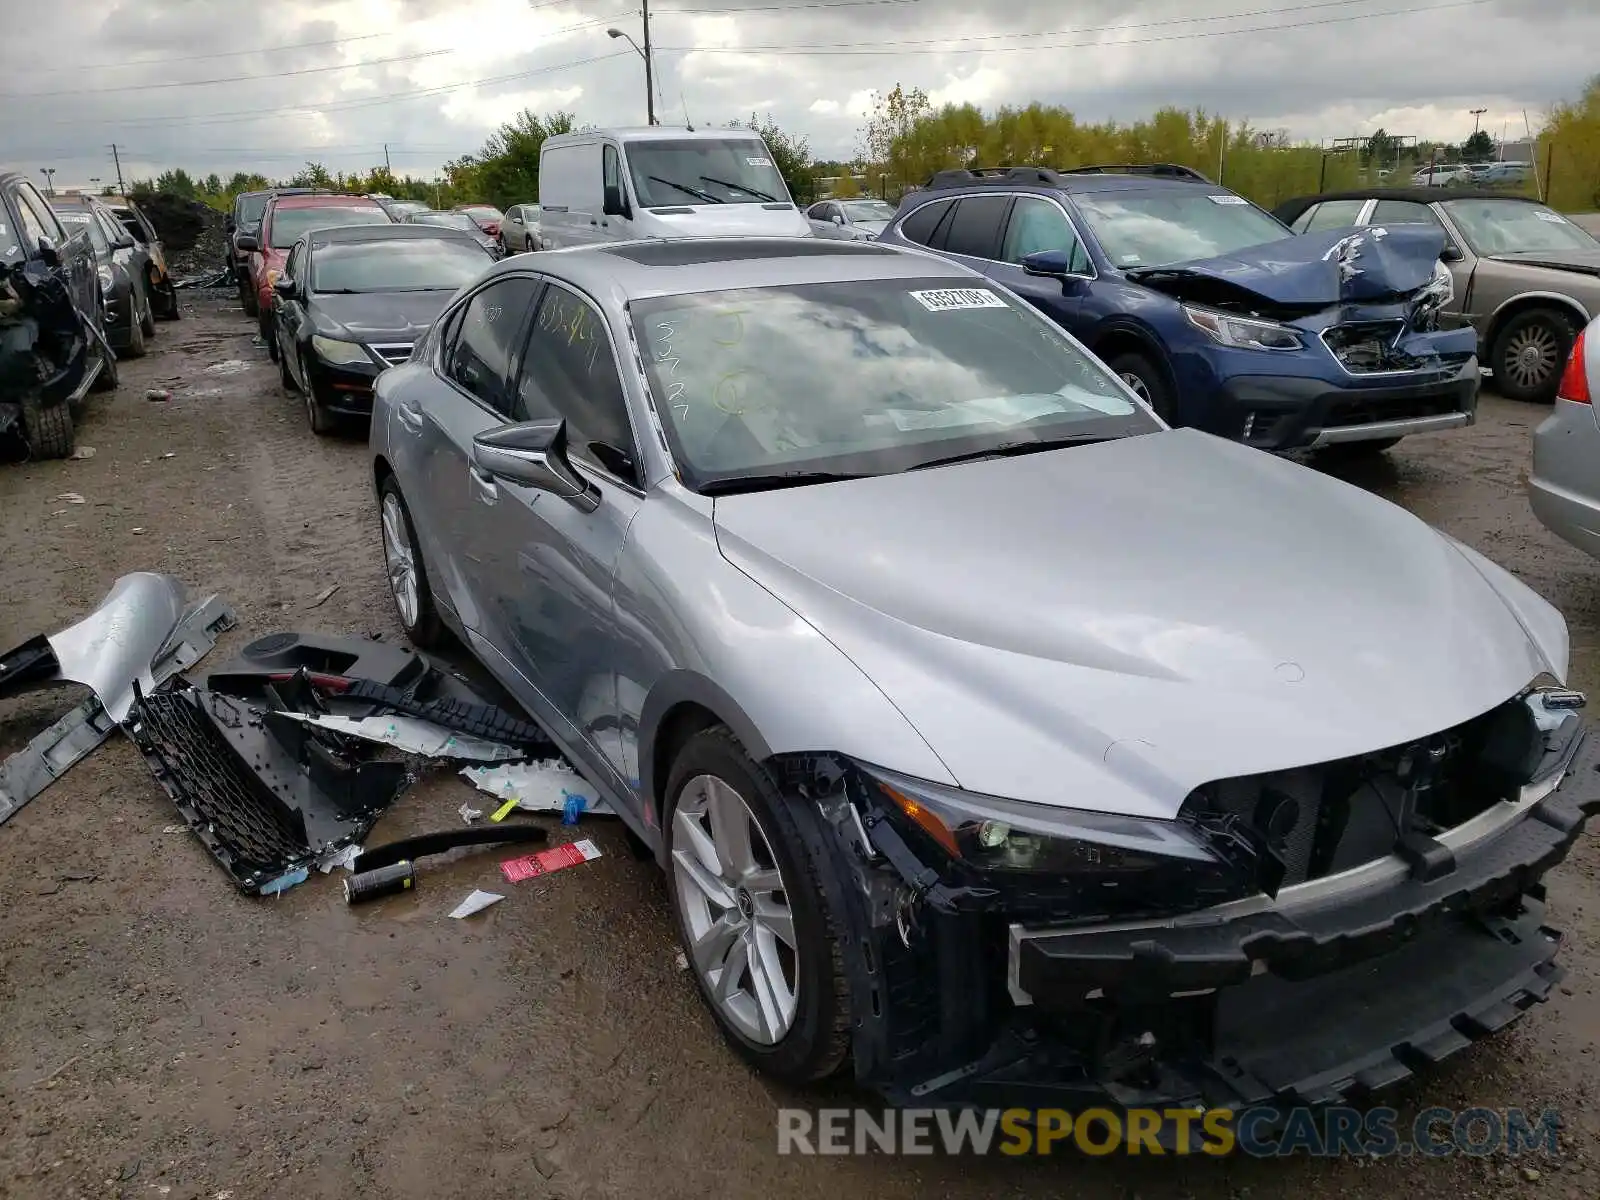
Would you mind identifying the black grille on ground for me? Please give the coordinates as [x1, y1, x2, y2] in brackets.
[1323, 390, 1462, 428]
[133, 690, 308, 871]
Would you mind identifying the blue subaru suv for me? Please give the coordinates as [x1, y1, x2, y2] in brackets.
[876, 164, 1479, 453]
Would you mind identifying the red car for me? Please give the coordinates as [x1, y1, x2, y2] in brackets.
[238, 195, 392, 348]
[453, 203, 504, 240]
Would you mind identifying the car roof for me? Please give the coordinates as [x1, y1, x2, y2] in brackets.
[484, 237, 976, 300]
[306, 224, 480, 246]
[272, 194, 385, 211]
[543, 126, 765, 147]
[1272, 187, 1542, 223]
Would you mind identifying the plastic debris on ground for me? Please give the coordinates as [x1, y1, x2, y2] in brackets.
[56, 492, 85, 504]
[146, 389, 171, 401]
[449, 889, 504, 918]
[459, 802, 482, 824]
[305, 584, 340, 610]
[260, 866, 310, 896]
[461, 759, 611, 818]
[501, 838, 602, 883]
[315, 843, 363, 873]
[273, 711, 525, 762]
[69, 446, 95, 460]
[203, 360, 251, 376]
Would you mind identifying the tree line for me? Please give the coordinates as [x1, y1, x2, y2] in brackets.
[129, 74, 1600, 217]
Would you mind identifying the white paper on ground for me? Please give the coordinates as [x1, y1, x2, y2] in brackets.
[274, 711, 525, 762]
[458, 758, 612, 815]
[449, 889, 504, 918]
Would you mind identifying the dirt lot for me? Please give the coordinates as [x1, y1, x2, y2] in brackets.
[1, 292, 1596, 1199]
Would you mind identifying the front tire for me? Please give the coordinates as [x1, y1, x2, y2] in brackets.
[21, 397, 74, 459]
[377, 477, 444, 649]
[1107, 350, 1176, 423]
[122, 290, 148, 359]
[138, 281, 157, 338]
[665, 728, 851, 1084]
[240, 276, 258, 317]
[1493, 308, 1576, 403]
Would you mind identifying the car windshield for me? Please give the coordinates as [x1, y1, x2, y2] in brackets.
[389, 201, 429, 216]
[840, 199, 895, 222]
[270, 205, 389, 248]
[631, 277, 1155, 491]
[460, 206, 502, 220]
[411, 211, 478, 232]
[56, 209, 110, 255]
[1440, 199, 1600, 256]
[1073, 189, 1290, 269]
[627, 139, 790, 206]
[310, 238, 489, 292]
[238, 193, 270, 224]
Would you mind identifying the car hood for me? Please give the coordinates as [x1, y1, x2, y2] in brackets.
[712, 430, 1567, 818]
[1128, 224, 1447, 306]
[641, 204, 813, 238]
[311, 291, 455, 342]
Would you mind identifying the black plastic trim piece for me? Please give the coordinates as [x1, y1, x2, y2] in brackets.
[352, 824, 548, 873]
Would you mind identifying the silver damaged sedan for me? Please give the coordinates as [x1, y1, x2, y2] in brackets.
[370, 238, 1599, 1110]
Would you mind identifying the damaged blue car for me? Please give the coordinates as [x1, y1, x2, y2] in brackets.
[876, 164, 1477, 453]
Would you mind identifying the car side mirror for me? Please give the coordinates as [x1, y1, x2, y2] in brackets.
[602, 184, 629, 219]
[472, 419, 599, 512]
[236, 233, 260, 253]
[36, 237, 60, 268]
[114, 234, 136, 251]
[1022, 248, 1073, 277]
[273, 276, 296, 298]
[1441, 243, 1463, 262]
[832, 214, 845, 227]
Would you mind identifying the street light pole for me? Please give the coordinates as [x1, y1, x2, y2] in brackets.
[607, 10, 657, 126]
[1470, 107, 1487, 135]
[38, 168, 56, 196]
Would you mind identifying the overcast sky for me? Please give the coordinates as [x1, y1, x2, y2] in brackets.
[2, 0, 1595, 190]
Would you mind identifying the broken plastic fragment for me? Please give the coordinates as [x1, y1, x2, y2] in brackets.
[459, 802, 483, 824]
[461, 759, 611, 816]
[449, 889, 504, 918]
[315, 843, 363, 874]
[260, 866, 310, 896]
[272, 711, 523, 762]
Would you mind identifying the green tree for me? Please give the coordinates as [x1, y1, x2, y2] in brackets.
[1364, 127, 1398, 166]
[1462, 130, 1495, 162]
[732, 112, 814, 203]
[202, 173, 223, 195]
[152, 168, 197, 197]
[291, 161, 334, 189]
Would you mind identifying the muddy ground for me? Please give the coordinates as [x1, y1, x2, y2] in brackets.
[0, 292, 1596, 1199]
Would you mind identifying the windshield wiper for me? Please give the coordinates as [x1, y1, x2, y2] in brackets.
[647, 175, 723, 204]
[907, 434, 1113, 471]
[700, 174, 777, 202]
[698, 470, 872, 495]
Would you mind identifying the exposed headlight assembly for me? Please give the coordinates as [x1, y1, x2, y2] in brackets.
[1184, 305, 1303, 351]
[860, 764, 1256, 916]
[97, 266, 114, 290]
[311, 335, 373, 366]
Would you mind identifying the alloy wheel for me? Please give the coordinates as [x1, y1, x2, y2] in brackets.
[1119, 370, 1153, 401]
[380, 492, 420, 629]
[1504, 323, 1560, 392]
[671, 773, 800, 1045]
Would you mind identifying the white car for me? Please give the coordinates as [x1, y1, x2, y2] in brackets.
[806, 197, 898, 241]
[1413, 164, 1474, 187]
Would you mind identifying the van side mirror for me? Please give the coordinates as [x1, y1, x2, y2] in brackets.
[472, 419, 599, 512]
[236, 233, 259, 253]
[274, 276, 296, 298]
[832, 214, 845, 227]
[114, 234, 136, 251]
[36, 237, 60, 268]
[602, 184, 629, 219]
[1022, 248, 1073, 277]
[1441, 243, 1463, 262]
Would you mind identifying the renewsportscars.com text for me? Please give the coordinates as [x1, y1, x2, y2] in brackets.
[776, 1106, 1562, 1157]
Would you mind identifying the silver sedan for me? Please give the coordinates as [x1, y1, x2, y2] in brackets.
[369, 237, 1589, 1108]
[1531, 313, 1600, 556]
[805, 197, 897, 241]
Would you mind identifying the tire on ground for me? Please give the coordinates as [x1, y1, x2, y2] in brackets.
[21, 397, 74, 459]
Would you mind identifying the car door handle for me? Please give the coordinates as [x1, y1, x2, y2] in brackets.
[395, 403, 424, 435]
[469, 467, 499, 506]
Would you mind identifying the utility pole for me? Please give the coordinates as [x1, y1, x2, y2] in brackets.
[384, 143, 392, 173]
[642, 0, 656, 126]
[110, 143, 126, 195]
[1470, 107, 1487, 135]
[38, 168, 56, 196]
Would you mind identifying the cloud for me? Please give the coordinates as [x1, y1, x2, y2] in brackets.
[1, 0, 1595, 186]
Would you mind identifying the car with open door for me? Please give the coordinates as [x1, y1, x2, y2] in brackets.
[104, 195, 180, 320]
[369, 235, 1597, 1115]
[1275, 189, 1600, 402]
[272, 223, 493, 434]
[51, 194, 153, 359]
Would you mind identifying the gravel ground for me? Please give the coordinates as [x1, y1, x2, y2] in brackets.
[0, 292, 1596, 1199]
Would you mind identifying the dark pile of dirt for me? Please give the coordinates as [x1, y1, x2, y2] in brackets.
[137, 193, 227, 277]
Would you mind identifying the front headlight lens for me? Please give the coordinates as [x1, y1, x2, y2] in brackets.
[97, 266, 114, 290]
[311, 335, 372, 366]
[1184, 305, 1303, 351]
[1421, 258, 1454, 308]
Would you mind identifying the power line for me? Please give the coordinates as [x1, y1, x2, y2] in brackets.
[662, 0, 1493, 56]
[5, 31, 395, 75]
[1, 49, 452, 100]
[657, 0, 918, 10]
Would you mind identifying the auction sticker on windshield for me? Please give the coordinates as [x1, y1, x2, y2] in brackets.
[1208, 194, 1249, 204]
[910, 288, 1008, 312]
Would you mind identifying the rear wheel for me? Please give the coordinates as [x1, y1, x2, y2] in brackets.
[21, 397, 74, 459]
[89, 290, 118, 393]
[122, 289, 148, 359]
[377, 477, 444, 649]
[138, 280, 157, 338]
[240, 275, 258, 317]
[279, 341, 298, 391]
[665, 727, 851, 1084]
[1107, 350, 1176, 423]
[1493, 308, 1576, 402]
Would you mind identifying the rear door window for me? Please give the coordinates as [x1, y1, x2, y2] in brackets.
[1370, 199, 1442, 227]
[1297, 199, 1367, 233]
[16, 183, 64, 246]
[445, 276, 542, 416]
[897, 198, 954, 247]
[942, 196, 1011, 260]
